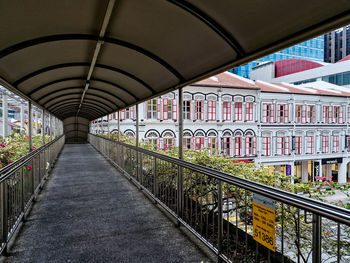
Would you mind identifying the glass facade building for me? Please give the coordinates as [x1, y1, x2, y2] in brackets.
[232, 36, 324, 78]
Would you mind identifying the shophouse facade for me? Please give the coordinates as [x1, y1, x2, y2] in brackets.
[91, 72, 350, 184]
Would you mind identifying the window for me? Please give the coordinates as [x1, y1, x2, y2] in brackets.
[262, 137, 271, 156]
[335, 106, 344, 124]
[323, 106, 333, 123]
[183, 132, 193, 150]
[125, 107, 134, 120]
[234, 102, 242, 121]
[146, 132, 159, 150]
[307, 105, 316, 123]
[183, 100, 191, 120]
[277, 104, 289, 124]
[163, 132, 175, 149]
[194, 137, 204, 150]
[147, 99, 157, 119]
[223, 137, 232, 157]
[162, 98, 172, 120]
[245, 136, 257, 156]
[245, 102, 253, 121]
[234, 136, 243, 156]
[295, 136, 302, 155]
[277, 136, 290, 156]
[120, 110, 125, 120]
[207, 135, 218, 155]
[322, 135, 329, 153]
[207, 101, 216, 121]
[223, 101, 232, 121]
[333, 135, 339, 153]
[262, 103, 274, 123]
[348, 106, 350, 123]
[172, 99, 177, 120]
[295, 105, 301, 123]
[195, 100, 204, 120]
[306, 136, 314, 154]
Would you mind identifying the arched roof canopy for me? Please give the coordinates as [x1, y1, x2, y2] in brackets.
[0, 0, 349, 121]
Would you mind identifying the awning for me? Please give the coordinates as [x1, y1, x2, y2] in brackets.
[0, 0, 349, 121]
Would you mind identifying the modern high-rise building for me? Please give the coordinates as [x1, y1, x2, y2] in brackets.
[232, 36, 324, 78]
[324, 25, 350, 63]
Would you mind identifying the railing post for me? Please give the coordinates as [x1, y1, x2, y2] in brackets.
[2, 91, 8, 138]
[177, 88, 184, 223]
[153, 157, 157, 200]
[136, 104, 139, 181]
[218, 181, 223, 259]
[28, 101, 32, 152]
[118, 111, 120, 141]
[42, 110, 45, 144]
[312, 214, 321, 263]
[2, 182, 8, 255]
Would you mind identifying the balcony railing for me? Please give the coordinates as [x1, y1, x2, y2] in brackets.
[89, 134, 350, 263]
[0, 135, 65, 255]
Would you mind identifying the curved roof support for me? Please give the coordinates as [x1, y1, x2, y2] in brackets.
[35, 86, 127, 105]
[43, 94, 114, 112]
[61, 110, 98, 120]
[47, 99, 111, 114]
[28, 77, 139, 101]
[0, 34, 184, 81]
[54, 104, 106, 117]
[48, 99, 110, 113]
[40, 91, 118, 109]
[14, 63, 155, 94]
[166, 0, 245, 57]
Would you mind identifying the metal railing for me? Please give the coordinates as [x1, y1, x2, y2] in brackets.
[0, 135, 65, 255]
[89, 134, 350, 263]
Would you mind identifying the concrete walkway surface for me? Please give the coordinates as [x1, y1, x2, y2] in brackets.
[3, 144, 211, 263]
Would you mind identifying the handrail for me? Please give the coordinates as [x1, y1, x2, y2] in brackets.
[0, 134, 64, 183]
[89, 133, 350, 226]
[0, 134, 65, 255]
[89, 133, 350, 262]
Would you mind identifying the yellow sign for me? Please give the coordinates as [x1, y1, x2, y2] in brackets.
[252, 195, 276, 251]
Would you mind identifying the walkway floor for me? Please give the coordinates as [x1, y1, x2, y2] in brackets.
[4, 144, 211, 263]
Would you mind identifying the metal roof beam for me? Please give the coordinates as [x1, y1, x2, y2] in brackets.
[78, 0, 116, 115]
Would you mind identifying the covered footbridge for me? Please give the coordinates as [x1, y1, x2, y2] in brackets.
[0, 1, 350, 262]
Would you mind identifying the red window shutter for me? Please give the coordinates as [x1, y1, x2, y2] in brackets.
[212, 101, 216, 120]
[120, 110, 125, 120]
[245, 137, 249, 156]
[157, 98, 162, 120]
[270, 104, 275, 123]
[284, 104, 289, 123]
[172, 99, 177, 120]
[262, 104, 267, 123]
[163, 98, 168, 120]
[201, 101, 204, 120]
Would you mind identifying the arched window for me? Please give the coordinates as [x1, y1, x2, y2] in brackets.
[183, 131, 193, 150]
[124, 130, 135, 138]
[207, 131, 218, 154]
[234, 131, 243, 156]
[262, 132, 272, 156]
[194, 131, 205, 151]
[162, 131, 175, 149]
[223, 131, 233, 157]
[146, 131, 159, 150]
[244, 131, 257, 156]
